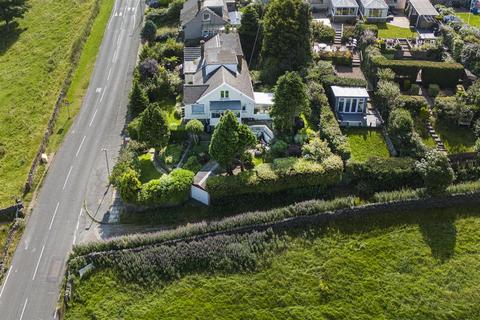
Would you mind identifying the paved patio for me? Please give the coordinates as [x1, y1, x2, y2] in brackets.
[389, 14, 410, 28]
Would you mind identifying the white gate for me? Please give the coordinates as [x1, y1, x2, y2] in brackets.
[191, 185, 210, 205]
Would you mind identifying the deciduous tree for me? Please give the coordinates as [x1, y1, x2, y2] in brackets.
[185, 119, 203, 144]
[0, 0, 30, 27]
[138, 104, 170, 155]
[416, 149, 454, 193]
[239, 4, 261, 66]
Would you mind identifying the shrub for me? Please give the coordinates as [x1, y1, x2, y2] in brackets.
[474, 119, 480, 139]
[110, 147, 141, 186]
[321, 75, 367, 89]
[138, 169, 194, 206]
[139, 58, 159, 80]
[434, 97, 474, 125]
[311, 21, 335, 43]
[185, 119, 204, 144]
[355, 22, 378, 37]
[345, 157, 422, 194]
[319, 104, 351, 160]
[399, 95, 427, 115]
[206, 156, 344, 200]
[302, 137, 332, 162]
[183, 155, 202, 173]
[170, 125, 188, 143]
[461, 43, 480, 76]
[118, 169, 142, 203]
[409, 83, 420, 95]
[388, 108, 415, 153]
[141, 20, 157, 43]
[317, 50, 352, 66]
[341, 25, 355, 44]
[374, 80, 402, 120]
[377, 68, 395, 82]
[416, 149, 455, 193]
[428, 84, 440, 97]
[270, 140, 288, 158]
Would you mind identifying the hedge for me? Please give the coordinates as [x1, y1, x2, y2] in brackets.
[345, 157, 423, 193]
[399, 95, 427, 115]
[137, 169, 194, 206]
[319, 104, 351, 160]
[371, 55, 464, 88]
[321, 75, 368, 89]
[206, 156, 344, 200]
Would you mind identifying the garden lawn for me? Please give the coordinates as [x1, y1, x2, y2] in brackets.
[414, 116, 437, 149]
[138, 153, 162, 183]
[375, 23, 415, 38]
[433, 121, 476, 153]
[343, 128, 390, 161]
[66, 207, 480, 319]
[0, 0, 113, 207]
[456, 12, 480, 27]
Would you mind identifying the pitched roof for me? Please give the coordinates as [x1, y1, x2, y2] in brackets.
[408, 0, 438, 16]
[180, 0, 230, 27]
[359, 0, 388, 9]
[331, 0, 358, 8]
[180, 0, 200, 26]
[183, 85, 209, 104]
[204, 33, 243, 56]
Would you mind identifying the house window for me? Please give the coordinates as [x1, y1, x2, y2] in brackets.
[345, 99, 351, 112]
[203, 13, 210, 21]
[351, 99, 358, 113]
[220, 90, 229, 98]
[338, 98, 345, 112]
[192, 104, 205, 114]
[357, 99, 365, 113]
[370, 9, 382, 17]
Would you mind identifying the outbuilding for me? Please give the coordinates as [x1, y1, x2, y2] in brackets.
[330, 86, 369, 126]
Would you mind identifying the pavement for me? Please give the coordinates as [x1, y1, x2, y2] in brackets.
[0, 0, 143, 318]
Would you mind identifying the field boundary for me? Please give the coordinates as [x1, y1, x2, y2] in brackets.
[23, 0, 103, 196]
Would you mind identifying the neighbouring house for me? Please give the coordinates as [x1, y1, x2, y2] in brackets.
[385, 0, 406, 10]
[183, 33, 274, 126]
[405, 0, 439, 29]
[330, 86, 369, 126]
[357, 0, 388, 22]
[309, 0, 329, 11]
[180, 0, 241, 41]
[329, 0, 359, 22]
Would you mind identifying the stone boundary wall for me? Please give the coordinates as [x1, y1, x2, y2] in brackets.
[81, 192, 480, 259]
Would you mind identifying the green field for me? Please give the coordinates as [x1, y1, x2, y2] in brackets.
[457, 12, 480, 27]
[0, 0, 113, 207]
[343, 128, 390, 161]
[376, 23, 415, 39]
[66, 207, 480, 319]
[434, 121, 476, 154]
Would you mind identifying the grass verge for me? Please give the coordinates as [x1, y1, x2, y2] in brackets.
[66, 206, 480, 319]
[343, 128, 390, 161]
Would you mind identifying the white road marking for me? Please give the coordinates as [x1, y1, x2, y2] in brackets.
[49, 202, 60, 230]
[32, 245, 45, 280]
[119, 11, 122, 16]
[73, 209, 82, 244]
[107, 68, 112, 80]
[133, 0, 140, 27]
[19, 298, 28, 320]
[75, 136, 86, 158]
[112, 48, 118, 63]
[63, 166, 73, 190]
[100, 86, 107, 102]
[0, 266, 11, 298]
[96, 87, 102, 93]
[89, 109, 98, 127]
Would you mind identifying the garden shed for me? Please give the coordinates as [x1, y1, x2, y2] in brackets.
[330, 86, 370, 126]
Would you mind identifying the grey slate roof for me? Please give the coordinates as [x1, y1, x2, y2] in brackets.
[183, 85, 209, 104]
[204, 33, 243, 56]
[408, 0, 438, 16]
[180, 0, 230, 27]
[359, 0, 388, 9]
[331, 0, 358, 7]
[184, 46, 202, 62]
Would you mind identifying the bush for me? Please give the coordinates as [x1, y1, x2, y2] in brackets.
[345, 157, 422, 194]
[388, 108, 415, 153]
[378, 68, 395, 82]
[321, 75, 368, 89]
[474, 119, 480, 139]
[206, 156, 344, 200]
[373, 80, 402, 120]
[433, 97, 474, 125]
[146, 0, 183, 26]
[110, 147, 141, 186]
[141, 20, 157, 43]
[409, 83, 420, 95]
[416, 150, 455, 193]
[317, 50, 352, 66]
[182, 155, 202, 173]
[302, 137, 332, 162]
[118, 169, 142, 203]
[319, 104, 351, 160]
[399, 95, 427, 115]
[355, 23, 378, 37]
[138, 169, 194, 206]
[270, 140, 288, 158]
[341, 25, 355, 44]
[428, 84, 440, 97]
[311, 21, 335, 43]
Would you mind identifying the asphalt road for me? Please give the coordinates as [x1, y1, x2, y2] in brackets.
[0, 0, 143, 318]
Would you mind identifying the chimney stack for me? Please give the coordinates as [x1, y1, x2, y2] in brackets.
[200, 40, 205, 59]
[197, 0, 202, 11]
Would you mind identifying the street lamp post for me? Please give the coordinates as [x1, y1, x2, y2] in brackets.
[101, 148, 110, 177]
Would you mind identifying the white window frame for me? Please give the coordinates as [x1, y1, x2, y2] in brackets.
[203, 13, 211, 21]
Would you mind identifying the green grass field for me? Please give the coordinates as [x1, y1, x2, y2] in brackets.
[0, 0, 114, 207]
[343, 128, 390, 161]
[456, 12, 480, 27]
[66, 206, 480, 319]
[376, 23, 415, 39]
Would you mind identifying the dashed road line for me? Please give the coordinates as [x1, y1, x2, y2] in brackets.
[0, 267, 11, 299]
[75, 136, 86, 158]
[73, 208, 82, 245]
[63, 166, 73, 190]
[89, 109, 98, 127]
[32, 245, 45, 281]
[49, 202, 60, 230]
[19, 298, 28, 320]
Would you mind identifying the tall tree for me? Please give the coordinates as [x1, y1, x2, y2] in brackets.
[0, 0, 30, 27]
[129, 81, 149, 116]
[209, 111, 256, 175]
[261, 0, 311, 84]
[138, 104, 170, 155]
[239, 4, 261, 66]
[271, 71, 309, 134]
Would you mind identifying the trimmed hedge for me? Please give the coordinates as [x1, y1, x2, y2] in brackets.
[345, 157, 423, 193]
[371, 55, 464, 88]
[399, 95, 428, 115]
[138, 169, 194, 206]
[206, 156, 344, 200]
[321, 75, 368, 89]
[319, 104, 351, 160]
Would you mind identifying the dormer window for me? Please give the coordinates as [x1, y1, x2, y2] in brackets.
[221, 90, 229, 98]
[203, 13, 211, 21]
